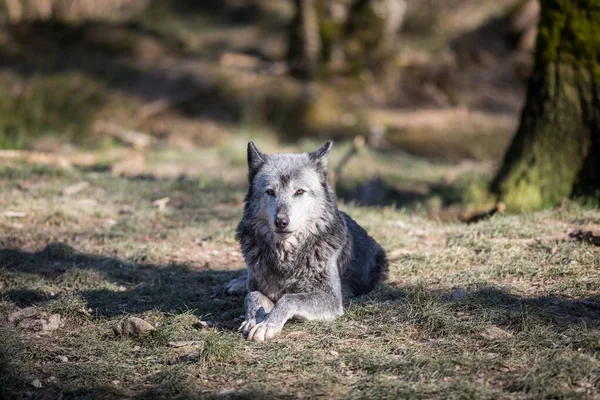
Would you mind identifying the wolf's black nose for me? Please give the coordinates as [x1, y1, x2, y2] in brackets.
[275, 215, 289, 229]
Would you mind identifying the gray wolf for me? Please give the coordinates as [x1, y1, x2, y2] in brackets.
[231, 141, 388, 342]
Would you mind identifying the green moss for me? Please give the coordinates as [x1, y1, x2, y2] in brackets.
[537, 0, 600, 76]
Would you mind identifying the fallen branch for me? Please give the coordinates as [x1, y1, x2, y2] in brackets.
[0, 150, 97, 168]
[95, 120, 151, 149]
[135, 90, 199, 121]
[331, 135, 365, 185]
[460, 202, 506, 224]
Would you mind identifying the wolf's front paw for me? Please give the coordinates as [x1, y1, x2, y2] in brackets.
[246, 321, 282, 342]
[225, 275, 247, 296]
[239, 319, 256, 336]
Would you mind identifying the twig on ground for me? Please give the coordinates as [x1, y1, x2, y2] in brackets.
[95, 120, 151, 150]
[135, 90, 199, 121]
[460, 202, 506, 224]
[331, 135, 366, 185]
[0, 150, 97, 168]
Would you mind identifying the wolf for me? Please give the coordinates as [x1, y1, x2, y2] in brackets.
[231, 141, 388, 342]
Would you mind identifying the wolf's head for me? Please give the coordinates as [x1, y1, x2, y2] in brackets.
[243, 141, 336, 240]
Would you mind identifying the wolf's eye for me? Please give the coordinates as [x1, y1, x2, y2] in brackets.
[295, 189, 305, 196]
[266, 189, 275, 196]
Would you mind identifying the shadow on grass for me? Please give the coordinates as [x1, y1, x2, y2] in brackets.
[0, 244, 246, 329]
[365, 283, 600, 337]
[1, 242, 600, 399]
[336, 176, 465, 208]
[0, 327, 30, 399]
[3, 242, 600, 332]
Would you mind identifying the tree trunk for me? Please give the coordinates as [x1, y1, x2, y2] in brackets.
[287, 0, 406, 78]
[287, 0, 323, 79]
[4, 0, 135, 22]
[345, 0, 406, 68]
[491, 0, 600, 210]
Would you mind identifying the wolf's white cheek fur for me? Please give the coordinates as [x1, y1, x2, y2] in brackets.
[286, 194, 316, 232]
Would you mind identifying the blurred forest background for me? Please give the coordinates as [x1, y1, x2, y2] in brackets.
[0, 0, 596, 215]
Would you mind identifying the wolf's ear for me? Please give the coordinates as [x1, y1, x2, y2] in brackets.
[308, 141, 333, 168]
[247, 141, 267, 182]
[308, 141, 332, 182]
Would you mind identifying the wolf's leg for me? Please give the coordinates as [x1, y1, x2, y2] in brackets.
[247, 291, 343, 342]
[225, 269, 248, 296]
[240, 291, 274, 336]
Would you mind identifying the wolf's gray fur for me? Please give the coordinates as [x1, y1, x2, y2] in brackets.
[233, 141, 388, 341]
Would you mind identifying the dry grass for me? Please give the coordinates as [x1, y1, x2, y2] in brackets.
[1, 145, 599, 399]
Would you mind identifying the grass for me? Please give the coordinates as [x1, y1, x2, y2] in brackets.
[0, 145, 599, 399]
[0, 73, 107, 149]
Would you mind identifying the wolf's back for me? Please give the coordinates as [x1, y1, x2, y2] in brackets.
[340, 212, 389, 299]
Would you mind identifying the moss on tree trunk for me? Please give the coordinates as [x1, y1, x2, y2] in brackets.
[491, 0, 600, 210]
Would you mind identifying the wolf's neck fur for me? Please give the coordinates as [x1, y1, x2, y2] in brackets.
[237, 188, 347, 273]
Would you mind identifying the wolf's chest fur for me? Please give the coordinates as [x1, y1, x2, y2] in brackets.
[244, 230, 347, 302]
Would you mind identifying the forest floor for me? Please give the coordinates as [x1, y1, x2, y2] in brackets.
[1, 145, 600, 399]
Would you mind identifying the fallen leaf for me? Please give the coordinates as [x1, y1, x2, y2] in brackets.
[1, 211, 27, 218]
[152, 197, 170, 211]
[194, 320, 215, 329]
[62, 181, 89, 196]
[480, 326, 513, 340]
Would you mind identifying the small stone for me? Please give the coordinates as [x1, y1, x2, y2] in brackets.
[12, 310, 62, 334]
[194, 320, 215, 329]
[47, 376, 58, 384]
[113, 317, 155, 338]
[56, 355, 69, 363]
[42, 314, 62, 333]
[30, 379, 42, 388]
[480, 326, 513, 340]
[8, 307, 39, 323]
[18, 318, 45, 331]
